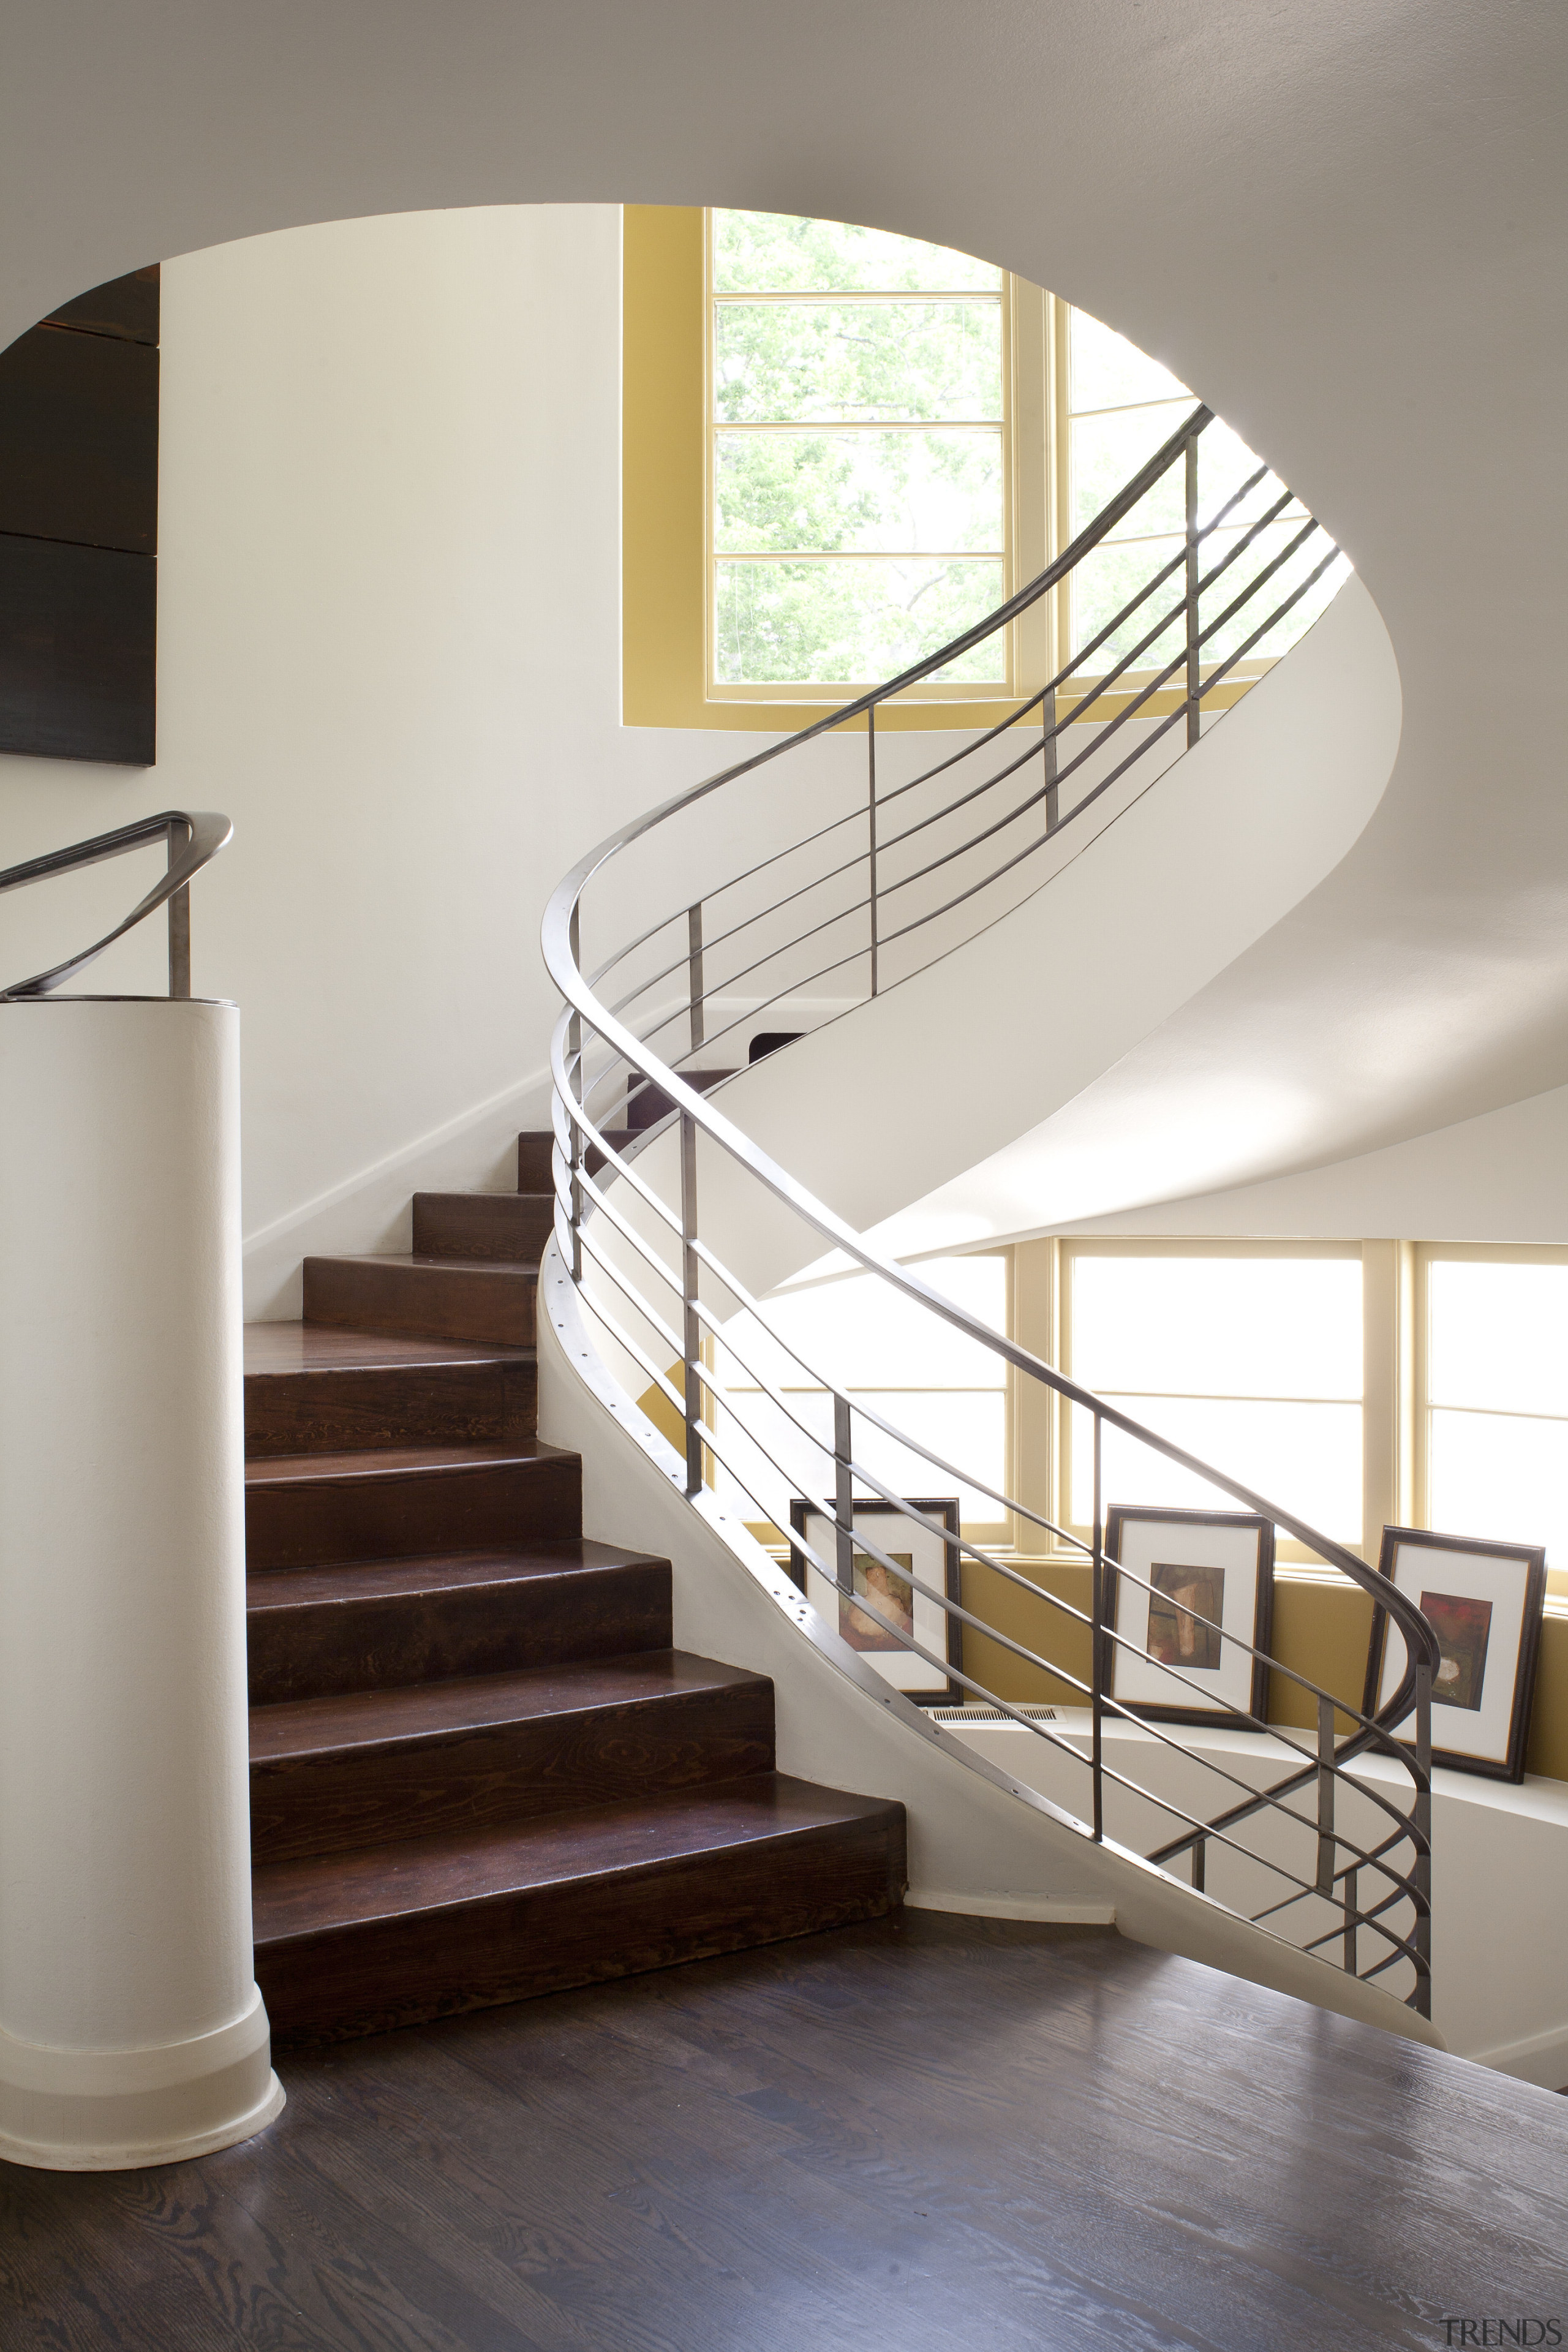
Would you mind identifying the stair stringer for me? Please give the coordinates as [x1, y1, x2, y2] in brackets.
[586, 574, 1400, 1323]
[540, 1242, 1442, 2051]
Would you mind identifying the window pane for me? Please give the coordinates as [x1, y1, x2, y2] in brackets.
[715, 301, 1002, 424]
[714, 211, 1001, 295]
[1196, 418, 1303, 530]
[715, 558, 1006, 684]
[1429, 1261, 1568, 1416]
[1197, 523, 1348, 664]
[1071, 1254, 1362, 1400]
[1071, 405, 1190, 538]
[1428, 1408, 1568, 1566]
[1070, 309, 1189, 412]
[715, 430, 1003, 555]
[854, 1392, 1008, 1525]
[748, 1257, 1007, 1392]
[1069, 1396, 1363, 1541]
[1070, 536, 1186, 668]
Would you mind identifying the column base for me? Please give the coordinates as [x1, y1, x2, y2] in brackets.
[0, 1985, 284, 2171]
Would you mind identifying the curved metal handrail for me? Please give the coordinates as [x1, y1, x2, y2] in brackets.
[0, 810, 232, 999]
[545, 401, 1436, 2013]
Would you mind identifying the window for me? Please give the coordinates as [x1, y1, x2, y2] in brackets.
[1419, 1246, 1568, 1592]
[708, 209, 1010, 696]
[709, 1253, 1011, 1542]
[623, 204, 1346, 730]
[1062, 311, 1340, 678]
[1059, 1242, 1366, 1555]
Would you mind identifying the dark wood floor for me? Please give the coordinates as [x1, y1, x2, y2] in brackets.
[4, 1913, 1564, 2351]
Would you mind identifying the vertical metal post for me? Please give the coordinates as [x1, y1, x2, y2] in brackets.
[687, 902, 705, 1056]
[1091, 1411, 1104, 1842]
[679, 1112, 703, 1497]
[1185, 431, 1202, 748]
[1192, 1838, 1205, 1894]
[1411, 1656, 1433, 2018]
[833, 1393, 854, 1598]
[1316, 1693, 1337, 1898]
[1043, 688, 1060, 835]
[567, 904, 584, 1284]
[867, 703, 879, 999]
[166, 821, 191, 999]
[1343, 1866, 1359, 1977]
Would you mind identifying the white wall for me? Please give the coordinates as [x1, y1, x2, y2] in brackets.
[0, 205, 876, 1316]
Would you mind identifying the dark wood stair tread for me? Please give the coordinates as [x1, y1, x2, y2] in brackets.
[252, 1773, 903, 1943]
[246, 1438, 568, 1489]
[245, 1323, 536, 1374]
[246, 1539, 664, 1613]
[306, 1253, 538, 1290]
[249, 1648, 767, 1766]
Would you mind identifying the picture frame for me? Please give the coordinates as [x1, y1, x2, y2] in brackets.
[1362, 1526, 1547, 1783]
[788, 1497, 962, 1704]
[1105, 1506, 1275, 1727]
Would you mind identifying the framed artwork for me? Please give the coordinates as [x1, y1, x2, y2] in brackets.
[1363, 1526, 1547, 1782]
[788, 1498, 962, 1704]
[1106, 1506, 1275, 1726]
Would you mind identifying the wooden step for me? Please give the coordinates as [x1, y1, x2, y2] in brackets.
[249, 1651, 775, 1865]
[625, 1069, 737, 1134]
[303, 1254, 537, 1345]
[246, 1440, 580, 1569]
[254, 1773, 908, 2041]
[518, 1128, 634, 1187]
[244, 1322, 537, 1457]
[247, 1541, 672, 1703]
[411, 1191, 552, 1264]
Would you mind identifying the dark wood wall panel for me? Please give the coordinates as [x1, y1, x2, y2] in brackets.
[43, 264, 159, 347]
[0, 535, 156, 766]
[0, 330, 157, 552]
[0, 266, 159, 767]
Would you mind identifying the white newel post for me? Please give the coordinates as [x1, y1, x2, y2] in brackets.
[0, 998, 282, 2168]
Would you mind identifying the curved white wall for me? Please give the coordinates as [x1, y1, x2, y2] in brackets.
[0, 1000, 280, 2167]
[0, 1, 1562, 1239]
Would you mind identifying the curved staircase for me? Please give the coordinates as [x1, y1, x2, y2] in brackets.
[244, 1134, 903, 2043]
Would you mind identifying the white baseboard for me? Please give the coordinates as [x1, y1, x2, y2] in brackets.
[1462, 2019, 1568, 2090]
[906, 1888, 1117, 1925]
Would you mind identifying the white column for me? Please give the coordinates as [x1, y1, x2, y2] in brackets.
[0, 998, 282, 2168]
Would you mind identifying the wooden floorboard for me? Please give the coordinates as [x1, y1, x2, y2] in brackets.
[2, 1912, 1564, 2351]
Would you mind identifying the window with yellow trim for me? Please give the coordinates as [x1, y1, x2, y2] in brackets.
[622, 204, 1342, 731]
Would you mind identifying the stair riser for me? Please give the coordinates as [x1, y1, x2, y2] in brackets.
[251, 1681, 775, 1863]
[412, 1193, 553, 1263]
[304, 1259, 535, 1346]
[245, 1360, 537, 1458]
[247, 1456, 581, 1570]
[258, 1812, 908, 2041]
[248, 1559, 673, 1704]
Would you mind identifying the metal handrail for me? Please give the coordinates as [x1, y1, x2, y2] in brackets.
[1, 810, 232, 998]
[544, 405, 1438, 2015]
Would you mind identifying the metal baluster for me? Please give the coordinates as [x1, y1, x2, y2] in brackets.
[1316, 1694, 1336, 1897]
[167, 820, 190, 998]
[1091, 1410, 1104, 1842]
[687, 902, 705, 1057]
[1185, 430, 1201, 748]
[1043, 688, 1059, 835]
[867, 703, 879, 999]
[679, 1112, 703, 1497]
[834, 1393, 854, 1598]
[567, 904, 584, 1284]
[1411, 1654, 1433, 2017]
[1192, 1837, 1205, 1894]
[1343, 1865, 1358, 1976]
